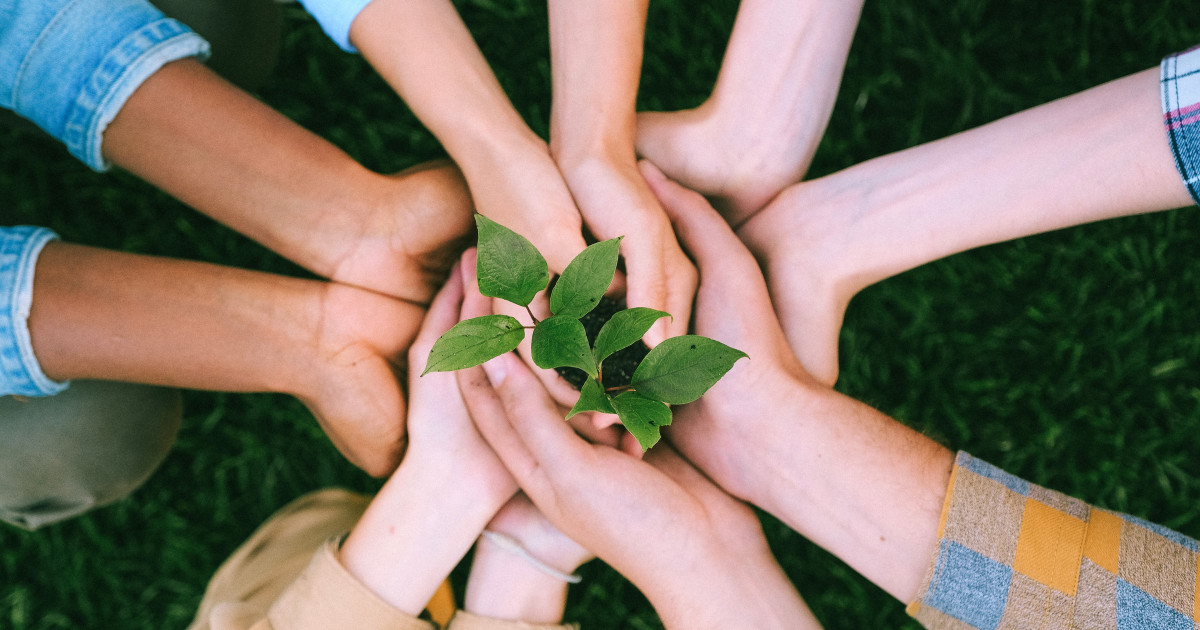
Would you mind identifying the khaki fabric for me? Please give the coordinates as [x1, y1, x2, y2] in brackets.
[192, 488, 577, 630]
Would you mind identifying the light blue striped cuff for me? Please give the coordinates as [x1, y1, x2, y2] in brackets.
[0, 227, 68, 397]
[1161, 44, 1200, 206]
[297, 0, 375, 52]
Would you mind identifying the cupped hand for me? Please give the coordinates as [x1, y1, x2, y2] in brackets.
[295, 281, 424, 477]
[562, 157, 697, 347]
[637, 161, 822, 505]
[636, 106, 808, 227]
[316, 160, 476, 306]
[456, 350, 814, 628]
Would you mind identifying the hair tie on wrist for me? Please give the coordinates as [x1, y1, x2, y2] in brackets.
[480, 530, 582, 584]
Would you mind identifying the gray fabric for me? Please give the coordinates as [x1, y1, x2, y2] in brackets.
[0, 380, 181, 530]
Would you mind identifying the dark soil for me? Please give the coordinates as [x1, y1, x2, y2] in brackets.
[555, 296, 650, 390]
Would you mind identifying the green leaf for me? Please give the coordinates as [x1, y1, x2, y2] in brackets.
[566, 378, 615, 419]
[593, 307, 671, 364]
[630, 335, 748, 404]
[550, 237, 622, 318]
[475, 214, 549, 307]
[610, 392, 672, 451]
[422, 315, 525, 375]
[531, 315, 598, 377]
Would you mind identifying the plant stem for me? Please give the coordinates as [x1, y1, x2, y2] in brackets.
[525, 305, 540, 324]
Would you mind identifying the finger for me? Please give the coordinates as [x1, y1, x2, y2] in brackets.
[460, 354, 585, 492]
[458, 363, 549, 497]
[480, 352, 585, 472]
[458, 248, 493, 322]
[409, 261, 464, 364]
[638, 161, 762, 286]
[620, 236, 671, 347]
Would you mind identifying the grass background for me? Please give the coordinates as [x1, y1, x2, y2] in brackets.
[3, 0, 1200, 627]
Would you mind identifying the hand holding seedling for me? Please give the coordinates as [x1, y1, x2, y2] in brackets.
[423, 214, 746, 450]
[636, 161, 816, 500]
[456, 354, 818, 628]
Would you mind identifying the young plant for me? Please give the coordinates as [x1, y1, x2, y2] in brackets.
[424, 215, 746, 450]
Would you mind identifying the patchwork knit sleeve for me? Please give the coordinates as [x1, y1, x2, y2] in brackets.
[907, 452, 1199, 630]
[1162, 45, 1200, 206]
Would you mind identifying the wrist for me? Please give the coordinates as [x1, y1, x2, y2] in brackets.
[464, 535, 573, 624]
[340, 456, 505, 614]
[550, 118, 637, 173]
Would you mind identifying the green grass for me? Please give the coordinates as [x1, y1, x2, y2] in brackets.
[3, 0, 1200, 627]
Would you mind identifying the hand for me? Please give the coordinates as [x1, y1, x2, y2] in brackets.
[457, 352, 816, 628]
[464, 493, 591, 625]
[294, 280, 425, 477]
[643, 161, 953, 602]
[637, 161, 820, 500]
[318, 160, 477, 305]
[561, 157, 697, 346]
[635, 0, 862, 226]
[338, 265, 517, 613]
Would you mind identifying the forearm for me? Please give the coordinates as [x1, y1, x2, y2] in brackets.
[742, 384, 954, 602]
[340, 455, 512, 615]
[547, 0, 648, 168]
[798, 67, 1193, 296]
[101, 58, 383, 280]
[349, 0, 542, 173]
[27, 242, 321, 395]
[463, 539, 571, 625]
[706, 0, 862, 171]
[651, 537, 817, 629]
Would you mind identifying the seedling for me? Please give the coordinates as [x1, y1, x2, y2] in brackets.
[424, 215, 746, 450]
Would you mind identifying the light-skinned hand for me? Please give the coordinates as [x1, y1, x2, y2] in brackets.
[456, 349, 817, 629]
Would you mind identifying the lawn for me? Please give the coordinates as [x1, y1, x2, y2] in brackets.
[3, 0, 1200, 628]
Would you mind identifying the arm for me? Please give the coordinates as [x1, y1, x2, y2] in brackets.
[102, 58, 475, 305]
[641, 162, 951, 600]
[26, 241, 422, 475]
[738, 66, 1196, 384]
[548, 0, 695, 345]
[458, 351, 819, 629]
[459, 494, 589, 626]
[454, 243, 816, 629]
[338, 266, 517, 611]
[636, 0, 863, 223]
[347, 0, 588, 276]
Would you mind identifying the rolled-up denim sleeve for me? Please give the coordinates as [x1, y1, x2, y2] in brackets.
[296, 0, 375, 52]
[0, 0, 209, 171]
[1162, 44, 1200, 206]
[0, 227, 68, 398]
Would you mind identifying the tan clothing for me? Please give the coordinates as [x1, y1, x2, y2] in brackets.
[190, 488, 577, 630]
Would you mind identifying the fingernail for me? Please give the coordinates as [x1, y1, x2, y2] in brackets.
[482, 353, 509, 386]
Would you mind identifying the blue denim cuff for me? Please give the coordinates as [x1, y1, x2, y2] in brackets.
[1161, 44, 1200, 207]
[297, 0, 375, 52]
[0, 227, 69, 398]
[2, 0, 210, 171]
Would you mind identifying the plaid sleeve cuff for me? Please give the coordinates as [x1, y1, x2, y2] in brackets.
[907, 452, 1200, 630]
[0, 226, 68, 398]
[1161, 45, 1200, 206]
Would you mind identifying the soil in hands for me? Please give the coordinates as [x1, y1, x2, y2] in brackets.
[555, 295, 650, 391]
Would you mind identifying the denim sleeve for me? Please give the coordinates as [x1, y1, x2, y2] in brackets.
[1161, 45, 1200, 207]
[0, 227, 68, 398]
[0, 0, 210, 171]
[296, 0, 375, 52]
